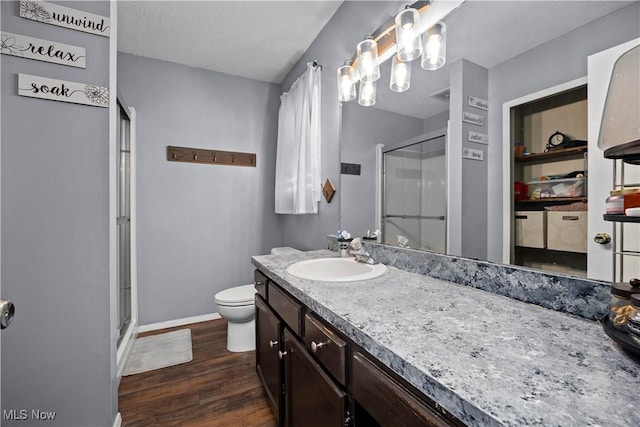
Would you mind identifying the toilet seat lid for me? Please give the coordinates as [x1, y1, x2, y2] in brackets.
[215, 284, 256, 305]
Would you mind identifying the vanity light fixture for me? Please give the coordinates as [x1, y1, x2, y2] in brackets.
[390, 55, 411, 92]
[421, 22, 446, 70]
[337, 62, 356, 102]
[356, 36, 381, 83]
[338, 0, 459, 106]
[395, 7, 422, 62]
[358, 80, 377, 106]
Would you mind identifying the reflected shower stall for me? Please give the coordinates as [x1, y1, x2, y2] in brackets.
[382, 135, 447, 253]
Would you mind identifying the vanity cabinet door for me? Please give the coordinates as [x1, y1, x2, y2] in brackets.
[352, 351, 454, 427]
[256, 295, 282, 424]
[283, 329, 347, 427]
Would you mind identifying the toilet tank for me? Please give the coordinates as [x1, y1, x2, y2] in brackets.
[271, 247, 300, 255]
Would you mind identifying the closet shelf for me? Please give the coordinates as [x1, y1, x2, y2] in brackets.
[516, 197, 587, 204]
[514, 146, 587, 164]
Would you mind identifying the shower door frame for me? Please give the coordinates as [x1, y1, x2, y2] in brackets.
[378, 128, 448, 253]
[116, 96, 138, 380]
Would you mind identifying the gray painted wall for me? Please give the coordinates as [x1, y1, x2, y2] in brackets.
[340, 103, 423, 235]
[1, 1, 116, 426]
[450, 59, 488, 260]
[423, 111, 449, 135]
[279, 1, 406, 250]
[486, 3, 640, 262]
[117, 53, 282, 325]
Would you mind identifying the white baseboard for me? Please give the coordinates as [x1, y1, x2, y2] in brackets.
[138, 313, 222, 333]
[113, 413, 122, 427]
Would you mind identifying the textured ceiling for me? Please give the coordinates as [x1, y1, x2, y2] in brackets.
[118, 1, 343, 84]
[118, 1, 635, 118]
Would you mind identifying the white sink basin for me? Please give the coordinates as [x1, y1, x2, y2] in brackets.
[286, 257, 387, 282]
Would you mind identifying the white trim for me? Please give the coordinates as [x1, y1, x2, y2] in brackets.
[108, 2, 118, 424]
[445, 119, 453, 255]
[116, 322, 138, 381]
[501, 76, 588, 264]
[129, 106, 138, 334]
[375, 143, 384, 233]
[112, 413, 122, 427]
[138, 313, 222, 333]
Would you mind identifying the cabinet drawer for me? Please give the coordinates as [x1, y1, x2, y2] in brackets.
[515, 211, 546, 249]
[254, 270, 269, 300]
[303, 313, 347, 386]
[546, 211, 587, 253]
[268, 283, 302, 336]
[352, 351, 453, 427]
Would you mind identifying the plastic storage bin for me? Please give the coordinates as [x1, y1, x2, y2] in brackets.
[527, 178, 585, 199]
[515, 211, 546, 249]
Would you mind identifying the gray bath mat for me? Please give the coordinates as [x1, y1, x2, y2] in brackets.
[123, 329, 193, 376]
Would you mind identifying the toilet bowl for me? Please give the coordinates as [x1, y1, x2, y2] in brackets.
[215, 284, 257, 352]
[215, 247, 300, 352]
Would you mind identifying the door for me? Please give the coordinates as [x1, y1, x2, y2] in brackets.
[382, 135, 447, 253]
[283, 329, 347, 427]
[255, 295, 282, 424]
[587, 38, 640, 281]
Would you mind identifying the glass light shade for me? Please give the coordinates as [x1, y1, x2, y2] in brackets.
[421, 22, 446, 70]
[358, 80, 376, 107]
[390, 55, 411, 92]
[395, 8, 422, 62]
[598, 45, 640, 152]
[357, 37, 380, 82]
[337, 64, 356, 102]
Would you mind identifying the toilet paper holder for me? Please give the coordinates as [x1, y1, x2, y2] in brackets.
[0, 299, 15, 329]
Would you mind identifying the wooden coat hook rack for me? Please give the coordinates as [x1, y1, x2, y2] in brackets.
[166, 146, 256, 167]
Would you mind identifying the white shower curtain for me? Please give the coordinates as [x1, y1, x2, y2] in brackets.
[275, 63, 322, 214]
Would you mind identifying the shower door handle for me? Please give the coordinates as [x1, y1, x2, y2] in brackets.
[0, 299, 15, 329]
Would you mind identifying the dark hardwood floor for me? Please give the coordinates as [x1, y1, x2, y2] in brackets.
[118, 319, 277, 427]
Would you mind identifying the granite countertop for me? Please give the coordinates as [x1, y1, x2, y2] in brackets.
[252, 250, 640, 427]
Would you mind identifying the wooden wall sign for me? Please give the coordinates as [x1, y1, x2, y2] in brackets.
[462, 111, 484, 126]
[468, 130, 488, 145]
[468, 95, 489, 111]
[463, 147, 484, 161]
[166, 146, 256, 168]
[322, 178, 336, 203]
[1, 31, 86, 68]
[19, 0, 110, 37]
[18, 73, 109, 107]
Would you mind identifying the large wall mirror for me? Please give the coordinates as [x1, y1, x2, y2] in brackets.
[339, 0, 639, 281]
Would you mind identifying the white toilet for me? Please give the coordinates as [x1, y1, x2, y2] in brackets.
[214, 247, 299, 352]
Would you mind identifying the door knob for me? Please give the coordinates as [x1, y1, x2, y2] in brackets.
[0, 299, 15, 329]
[594, 232, 612, 244]
[269, 340, 278, 348]
[278, 350, 287, 359]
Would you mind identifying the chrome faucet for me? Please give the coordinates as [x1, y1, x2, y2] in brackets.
[353, 251, 376, 265]
[348, 238, 376, 264]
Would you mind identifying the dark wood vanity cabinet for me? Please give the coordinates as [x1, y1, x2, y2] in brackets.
[255, 295, 282, 424]
[352, 351, 456, 427]
[254, 270, 461, 427]
[283, 329, 348, 427]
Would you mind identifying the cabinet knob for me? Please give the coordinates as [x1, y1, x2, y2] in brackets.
[269, 340, 278, 348]
[310, 341, 327, 353]
[278, 350, 287, 359]
[594, 232, 612, 244]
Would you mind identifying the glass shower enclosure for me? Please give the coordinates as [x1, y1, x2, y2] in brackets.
[382, 134, 447, 253]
